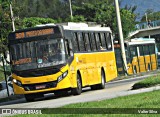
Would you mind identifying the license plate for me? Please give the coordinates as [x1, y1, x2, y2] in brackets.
[36, 84, 46, 89]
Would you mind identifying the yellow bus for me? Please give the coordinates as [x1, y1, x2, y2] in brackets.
[8, 23, 117, 101]
[115, 38, 158, 75]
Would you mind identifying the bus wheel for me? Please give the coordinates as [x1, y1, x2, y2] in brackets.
[72, 74, 82, 95]
[97, 70, 106, 89]
[25, 94, 35, 102]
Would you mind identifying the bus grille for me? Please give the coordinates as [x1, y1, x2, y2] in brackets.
[23, 81, 57, 91]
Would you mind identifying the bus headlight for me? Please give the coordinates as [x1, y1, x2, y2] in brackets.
[57, 70, 68, 82]
[13, 79, 22, 87]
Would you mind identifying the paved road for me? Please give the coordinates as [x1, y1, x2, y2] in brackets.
[0, 74, 158, 109]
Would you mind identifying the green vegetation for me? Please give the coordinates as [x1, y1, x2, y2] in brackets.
[0, 66, 4, 81]
[12, 90, 160, 116]
[132, 75, 160, 90]
[141, 11, 160, 22]
[0, 0, 137, 53]
[0, 65, 11, 81]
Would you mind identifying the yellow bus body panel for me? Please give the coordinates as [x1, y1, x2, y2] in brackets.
[13, 51, 117, 94]
[127, 54, 157, 75]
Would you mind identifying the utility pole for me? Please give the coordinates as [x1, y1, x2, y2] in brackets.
[1, 56, 9, 97]
[114, 0, 128, 73]
[10, 1, 15, 31]
[145, 13, 148, 23]
[69, 0, 73, 20]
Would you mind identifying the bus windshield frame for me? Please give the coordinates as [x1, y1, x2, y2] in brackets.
[9, 38, 67, 71]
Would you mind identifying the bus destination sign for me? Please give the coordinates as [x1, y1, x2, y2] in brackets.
[15, 28, 54, 39]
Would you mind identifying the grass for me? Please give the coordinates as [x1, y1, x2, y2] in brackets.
[132, 74, 160, 89]
[11, 90, 160, 117]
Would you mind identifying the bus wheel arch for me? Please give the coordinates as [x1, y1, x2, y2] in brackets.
[71, 70, 82, 95]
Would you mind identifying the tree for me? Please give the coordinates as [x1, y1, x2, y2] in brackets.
[72, 0, 136, 38]
[141, 10, 160, 22]
[21, 17, 56, 28]
[0, 0, 12, 52]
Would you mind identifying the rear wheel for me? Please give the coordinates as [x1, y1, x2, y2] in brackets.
[72, 74, 82, 95]
[97, 70, 106, 89]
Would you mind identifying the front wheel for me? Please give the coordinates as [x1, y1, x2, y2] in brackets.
[25, 93, 44, 102]
[25, 94, 35, 102]
[72, 74, 82, 95]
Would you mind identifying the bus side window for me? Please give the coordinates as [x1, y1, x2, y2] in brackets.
[84, 33, 91, 52]
[78, 32, 85, 52]
[72, 32, 79, 52]
[95, 33, 101, 50]
[100, 32, 107, 50]
[89, 32, 97, 51]
[139, 45, 143, 56]
[149, 45, 155, 54]
[143, 45, 149, 55]
[105, 33, 112, 50]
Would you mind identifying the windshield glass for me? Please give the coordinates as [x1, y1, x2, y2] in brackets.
[10, 38, 66, 71]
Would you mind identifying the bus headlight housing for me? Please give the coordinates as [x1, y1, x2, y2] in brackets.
[13, 79, 22, 87]
[57, 70, 68, 82]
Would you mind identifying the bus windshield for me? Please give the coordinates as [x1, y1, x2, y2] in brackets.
[10, 38, 66, 71]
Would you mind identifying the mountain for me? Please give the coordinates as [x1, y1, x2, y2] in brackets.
[120, 0, 160, 21]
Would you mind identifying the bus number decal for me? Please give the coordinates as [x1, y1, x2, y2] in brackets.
[15, 28, 54, 39]
[12, 58, 32, 65]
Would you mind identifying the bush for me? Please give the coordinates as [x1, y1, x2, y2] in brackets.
[132, 75, 160, 89]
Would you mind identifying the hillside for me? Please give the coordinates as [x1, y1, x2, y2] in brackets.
[120, 0, 160, 21]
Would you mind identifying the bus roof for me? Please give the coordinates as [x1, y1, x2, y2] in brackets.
[130, 37, 155, 42]
[124, 37, 155, 46]
[62, 22, 111, 32]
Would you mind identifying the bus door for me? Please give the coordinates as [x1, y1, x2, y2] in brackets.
[129, 46, 140, 74]
[75, 32, 88, 86]
[138, 45, 146, 72]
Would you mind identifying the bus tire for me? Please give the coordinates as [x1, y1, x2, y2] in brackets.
[97, 70, 106, 89]
[25, 94, 35, 102]
[72, 73, 82, 95]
